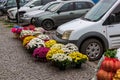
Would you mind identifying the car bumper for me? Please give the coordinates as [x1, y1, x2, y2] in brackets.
[52, 34, 77, 45]
[21, 17, 31, 25]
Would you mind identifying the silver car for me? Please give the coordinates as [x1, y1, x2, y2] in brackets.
[32, 0, 94, 30]
[21, 1, 62, 25]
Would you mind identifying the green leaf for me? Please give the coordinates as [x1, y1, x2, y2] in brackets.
[104, 49, 117, 58]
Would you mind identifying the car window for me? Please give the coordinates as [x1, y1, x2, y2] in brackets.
[24, 0, 40, 7]
[7, 0, 16, 6]
[103, 3, 120, 25]
[19, 0, 26, 6]
[87, 2, 94, 8]
[7, 0, 27, 6]
[59, 2, 74, 12]
[41, 0, 56, 5]
[32, 0, 41, 6]
[75, 2, 93, 10]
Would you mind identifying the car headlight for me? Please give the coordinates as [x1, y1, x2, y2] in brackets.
[24, 15, 29, 18]
[62, 30, 73, 40]
[8, 10, 15, 13]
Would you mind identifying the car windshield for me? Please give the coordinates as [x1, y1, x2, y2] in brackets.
[40, 2, 51, 10]
[46, 2, 60, 11]
[40, 2, 60, 11]
[24, 0, 40, 7]
[82, 0, 117, 22]
[48, 2, 63, 12]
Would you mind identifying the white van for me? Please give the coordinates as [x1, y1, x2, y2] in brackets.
[53, 0, 120, 61]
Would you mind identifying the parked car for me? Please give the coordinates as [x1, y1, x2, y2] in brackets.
[31, 0, 94, 30]
[53, 0, 120, 61]
[21, 1, 62, 25]
[7, 0, 57, 21]
[0, 0, 27, 16]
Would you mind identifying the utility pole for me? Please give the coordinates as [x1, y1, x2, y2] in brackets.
[16, 0, 20, 25]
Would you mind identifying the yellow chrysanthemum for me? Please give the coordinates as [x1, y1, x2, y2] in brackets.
[23, 36, 36, 46]
[45, 40, 57, 48]
[68, 51, 88, 63]
[46, 48, 64, 60]
[50, 43, 64, 49]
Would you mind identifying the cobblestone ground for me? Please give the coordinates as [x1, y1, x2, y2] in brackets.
[0, 22, 97, 80]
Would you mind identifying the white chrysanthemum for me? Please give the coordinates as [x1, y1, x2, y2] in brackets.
[37, 34, 50, 40]
[52, 53, 72, 62]
[20, 30, 33, 38]
[34, 27, 45, 33]
[33, 31, 42, 36]
[26, 38, 45, 49]
[62, 43, 78, 54]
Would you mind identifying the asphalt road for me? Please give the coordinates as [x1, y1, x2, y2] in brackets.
[0, 22, 97, 80]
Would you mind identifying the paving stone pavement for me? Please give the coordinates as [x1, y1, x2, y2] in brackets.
[0, 23, 97, 80]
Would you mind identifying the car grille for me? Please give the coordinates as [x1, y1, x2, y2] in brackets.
[56, 32, 62, 39]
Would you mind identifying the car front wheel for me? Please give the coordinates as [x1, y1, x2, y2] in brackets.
[80, 38, 103, 61]
[42, 20, 54, 30]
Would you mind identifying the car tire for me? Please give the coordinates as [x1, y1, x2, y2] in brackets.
[30, 18, 33, 24]
[80, 38, 103, 61]
[42, 20, 54, 30]
[0, 10, 3, 16]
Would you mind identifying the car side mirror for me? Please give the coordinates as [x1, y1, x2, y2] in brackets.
[108, 14, 116, 24]
[57, 10, 61, 14]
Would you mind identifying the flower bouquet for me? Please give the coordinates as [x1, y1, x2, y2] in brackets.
[23, 24, 35, 30]
[62, 43, 78, 55]
[33, 47, 50, 62]
[46, 48, 64, 61]
[68, 51, 88, 68]
[37, 34, 50, 42]
[34, 27, 45, 33]
[20, 30, 33, 40]
[50, 43, 64, 49]
[51, 53, 72, 70]
[45, 40, 57, 48]
[11, 25, 22, 38]
[23, 36, 36, 47]
[26, 38, 45, 53]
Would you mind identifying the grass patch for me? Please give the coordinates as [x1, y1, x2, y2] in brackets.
[0, 19, 2, 21]
[0, 16, 16, 28]
[7, 23, 14, 28]
[2, 20, 15, 28]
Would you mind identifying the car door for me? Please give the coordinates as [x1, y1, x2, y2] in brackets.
[54, 2, 74, 25]
[73, 2, 94, 19]
[105, 3, 120, 49]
